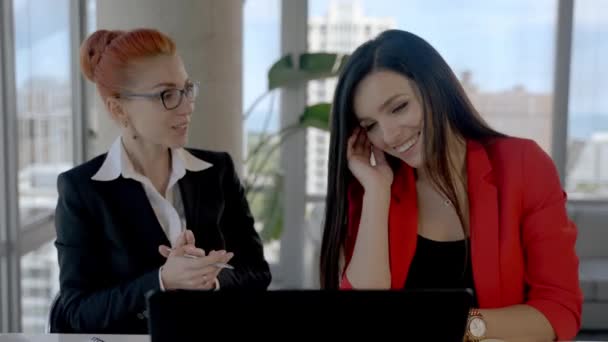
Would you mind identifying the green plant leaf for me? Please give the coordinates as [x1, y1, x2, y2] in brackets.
[245, 53, 348, 243]
[267, 55, 295, 91]
[268, 52, 349, 90]
[299, 103, 331, 131]
[258, 173, 284, 242]
[300, 52, 348, 78]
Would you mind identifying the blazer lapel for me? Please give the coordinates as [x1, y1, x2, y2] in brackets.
[99, 178, 169, 262]
[178, 169, 224, 252]
[388, 164, 418, 289]
[178, 172, 201, 238]
[467, 140, 502, 308]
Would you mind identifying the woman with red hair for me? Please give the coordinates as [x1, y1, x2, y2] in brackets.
[51, 28, 270, 334]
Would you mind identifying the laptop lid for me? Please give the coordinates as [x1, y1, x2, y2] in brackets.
[146, 288, 473, 341]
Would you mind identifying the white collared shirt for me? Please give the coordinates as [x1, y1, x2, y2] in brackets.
[91, 136, 214, 290]
[92, 137, 212, 246]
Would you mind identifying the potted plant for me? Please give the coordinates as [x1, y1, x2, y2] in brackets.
[244, 52, 349, 242]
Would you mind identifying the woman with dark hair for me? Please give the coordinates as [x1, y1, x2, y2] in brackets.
[320, 29, 582, 341]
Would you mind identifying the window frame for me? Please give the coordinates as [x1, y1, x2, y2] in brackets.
[0, 0, 90, 332]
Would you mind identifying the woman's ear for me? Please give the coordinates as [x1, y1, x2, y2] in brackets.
[106, 97, 127, 125]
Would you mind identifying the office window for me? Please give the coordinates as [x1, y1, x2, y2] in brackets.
[14, 0, 73, 224]
[317, 159, 326, 169]
[310, 0, 557, 149]
[13, 0, 76, 332]
[565, 1, 608, 199]
[20, 241, 59, 332]
[243, 0, 281, 264]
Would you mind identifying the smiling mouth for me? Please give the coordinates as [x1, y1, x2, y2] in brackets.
[394, 131, 421, 153]
[172, 123, 188, 129]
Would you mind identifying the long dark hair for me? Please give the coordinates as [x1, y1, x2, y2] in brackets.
[320, 29, 506, 289]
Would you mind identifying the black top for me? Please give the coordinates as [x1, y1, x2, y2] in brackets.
[404, 235, 477, 307]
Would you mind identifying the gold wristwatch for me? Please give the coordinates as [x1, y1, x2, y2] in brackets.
[464, 308, 487, 342]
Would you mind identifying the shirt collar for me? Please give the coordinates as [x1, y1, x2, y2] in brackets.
[91, 136, 213, 182]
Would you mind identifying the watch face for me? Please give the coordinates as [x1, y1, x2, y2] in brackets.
[469, 317, 487, 337]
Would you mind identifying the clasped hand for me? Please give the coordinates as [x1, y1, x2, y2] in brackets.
[158, 230, 233, 290]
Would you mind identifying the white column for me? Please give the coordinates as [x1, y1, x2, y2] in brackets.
[0, 0, 22, 332]
[279, 0, 316, 289]
[91, 0, 244, 173]
[551, 0, 574, 184]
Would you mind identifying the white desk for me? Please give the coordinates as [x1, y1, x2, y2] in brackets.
[0, 335, 602, 342]
[0, 335, 149, 342]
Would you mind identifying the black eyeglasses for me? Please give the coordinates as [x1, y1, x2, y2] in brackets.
[117, 81, 200, 110]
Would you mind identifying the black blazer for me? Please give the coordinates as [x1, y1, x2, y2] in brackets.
[50, 149, 271, 334]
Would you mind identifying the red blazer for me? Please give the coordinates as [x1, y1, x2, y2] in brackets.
[342, 137, 583, 340]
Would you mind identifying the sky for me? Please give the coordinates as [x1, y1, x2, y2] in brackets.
[10, 0, 607, 134]
[243, 0, 608, 134]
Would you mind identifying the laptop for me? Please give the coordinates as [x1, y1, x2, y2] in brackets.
[146, 288, 473, 341]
